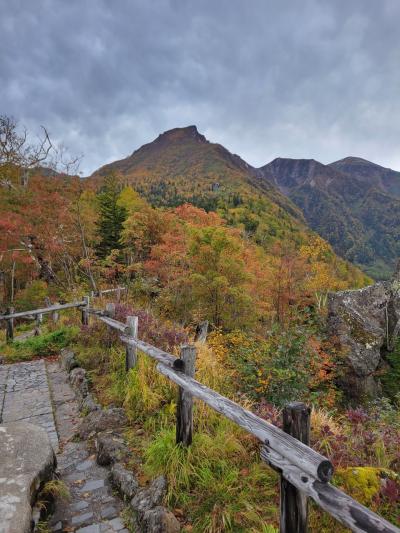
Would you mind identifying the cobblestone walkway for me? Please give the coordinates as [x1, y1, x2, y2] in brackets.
[0, 360, 129, 533]
[0, 360, 58, 450]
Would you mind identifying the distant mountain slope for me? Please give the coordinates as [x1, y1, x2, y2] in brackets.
[89, 126, 369, 287]
[92, 125, 299, 214]
[330, 157, 400, 198]
[90, 126, 310, 248]
[259, 157, 400, 279]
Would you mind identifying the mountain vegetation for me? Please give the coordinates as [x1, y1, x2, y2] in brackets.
[260, 157, 400, 280]
[1, 118, 399, 531]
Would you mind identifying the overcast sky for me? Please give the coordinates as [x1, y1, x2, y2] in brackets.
[1, 0, 400, 175]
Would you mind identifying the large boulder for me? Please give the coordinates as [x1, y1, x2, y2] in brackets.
[327, 271, 400, 401]
[69, 367, 89, 399]
[142, 506, 181, 533]
[110, 462, 139, 500]
[59, 348, 78, 373]
[96, 432, 129, 466]
[79, 407, 128, 439]
[0, 422, 56, 533]
[131, 475, 167, 514]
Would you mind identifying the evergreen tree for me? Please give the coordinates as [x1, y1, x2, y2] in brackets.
[96, 174, 127, 258]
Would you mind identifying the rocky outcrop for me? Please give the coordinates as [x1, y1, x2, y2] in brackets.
[79, 407, 128, 439]
[327, 266, 400, 401]
[0, 422, 56, 533]
[96, 432, 129, 466]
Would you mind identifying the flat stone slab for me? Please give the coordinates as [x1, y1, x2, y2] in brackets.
[0, 422, 56, 533]
[0, 360, 58, 451]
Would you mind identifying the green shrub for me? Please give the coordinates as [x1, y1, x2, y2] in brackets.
[144, 424, 278, 532]
[381, 339, 400, 400]
[3, 326, 79, 362]
[14, 280, 48, 311]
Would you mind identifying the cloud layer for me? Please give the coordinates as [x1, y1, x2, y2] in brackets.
[1, 0, 399, 174]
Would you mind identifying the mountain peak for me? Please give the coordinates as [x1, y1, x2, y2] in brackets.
[155, 125, 208, 144]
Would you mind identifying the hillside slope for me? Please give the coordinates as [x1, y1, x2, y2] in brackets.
[89, 126, 368, 288]
[259, 157, 400, 279]
[91, 126, 310, 250]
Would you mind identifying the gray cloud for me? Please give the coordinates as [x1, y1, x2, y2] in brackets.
[1, 0, 400, 174]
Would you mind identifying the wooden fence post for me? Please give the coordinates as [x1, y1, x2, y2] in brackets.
[280, 402, 310, 533]
[105, 302, 116, 347]
[34, 313, 43, 336]
[194, 320, 209, 343]
[6, 306, 14, 343]
[176, 344, 197, 446]
[45, 297, 59, 325]
[81, 296, 90, 326]
[125, 316, 138, 371]
[105, 302, 115, 317]
[52, 303, 60, 324]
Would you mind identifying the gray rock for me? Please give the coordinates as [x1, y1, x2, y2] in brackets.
[69, 367, 89, 398]
[60, 348, 78, 372]
[327, 275, 400, 401]
[79, 408, 128, 439]
[0, 422, 56, 533]
[96, 433, 128, 466]
[142, 506, 180, 533]
[131, 476, 167, 514]
[110, 463, 139, 499]
[80, 393, 100, 414]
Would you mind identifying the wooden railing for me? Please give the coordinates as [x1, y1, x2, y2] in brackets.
[88, 304, 400, 533]
[1, 297, 399, 533]
[90, 286, 126, 299]
[0, 298, 89, 342]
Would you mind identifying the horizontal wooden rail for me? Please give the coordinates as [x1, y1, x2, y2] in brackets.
[0, 301, 85, 320]
[260, 447, 400, 533]
[86, 308, 104, 316]
[91, 287, 126, 296]
[97, 315, 127, 333]
[120, 334, 179, 368]
[156, 362, 332, 483]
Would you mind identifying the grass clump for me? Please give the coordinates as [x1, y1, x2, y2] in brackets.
[143, 424, 279, 532]
[1, 326, 79, 362]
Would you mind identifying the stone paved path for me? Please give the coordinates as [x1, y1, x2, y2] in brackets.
[0, 360, 58, 450]
[0, 360, 129, 532]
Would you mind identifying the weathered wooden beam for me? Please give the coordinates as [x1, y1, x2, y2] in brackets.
[98, 315, 126, 333]
[156, 363, 333, 482]
[280, 402, 310, 533]
[105, 302, 116, 317]
[0, 301, 85, 320]
[176, 345, 196, 446]
[93, 287, 126, 296]
[125, 316, 138, 370]
[194, 321, 209, 343]
[104, 303, 116, 347]
[120, 335, 180, 368]
[261, 447, 400, 533]
[86, 307, 104, 316]
[45, 297, 59, 324]
[5, 306, 14, 343]
[81, 296, 90, 326]
[34, 313, 42, 336]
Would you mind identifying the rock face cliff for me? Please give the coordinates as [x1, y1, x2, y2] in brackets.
[327, 264, 400, 402]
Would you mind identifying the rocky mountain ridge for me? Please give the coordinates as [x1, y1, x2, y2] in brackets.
[91, 125, 400, 279]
